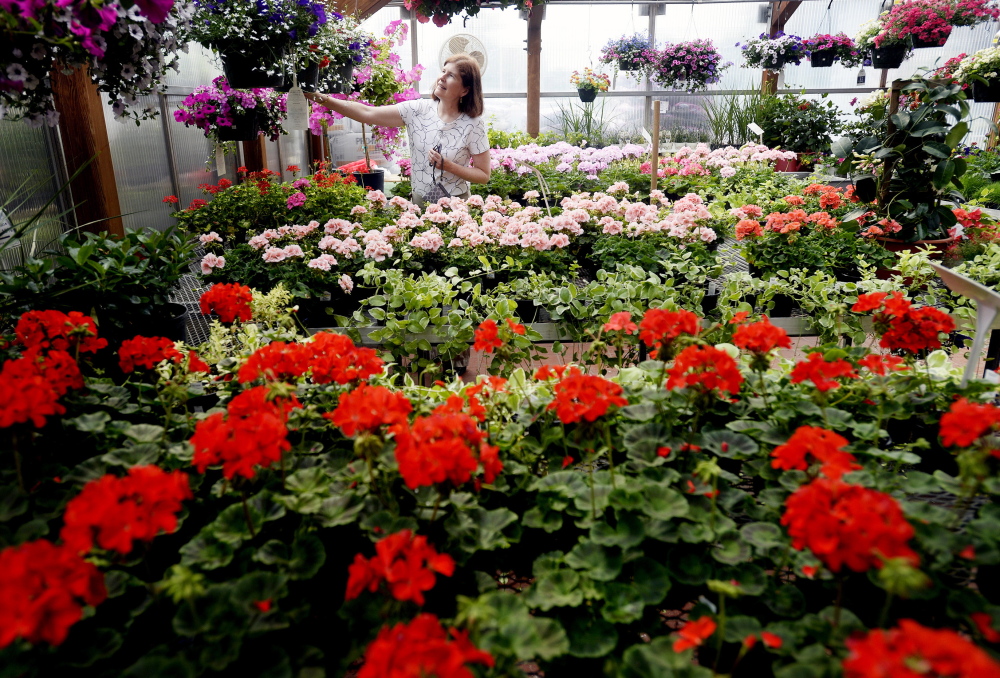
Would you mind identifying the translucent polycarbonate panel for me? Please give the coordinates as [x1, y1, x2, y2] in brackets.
[163, 92, 223, 209]
[103, 93, 175, 232]
[163, 42, 225, 90]
[0, 119, 67, 268]
[279, 131, 310, 180]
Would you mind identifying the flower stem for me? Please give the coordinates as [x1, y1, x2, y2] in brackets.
[241, 492, 257, 539]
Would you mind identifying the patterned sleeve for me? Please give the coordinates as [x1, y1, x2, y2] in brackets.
[396, 99, 422, 128]
[468, 116, 490, 155]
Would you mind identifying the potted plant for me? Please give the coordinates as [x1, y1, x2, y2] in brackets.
[878, 0, 955, 48]
[647, 39, 730, 92]
[310, 15, 368, 95]
[174, 77, 287, 144]
[598, 33, 652, 72]
[836, 77, 971, 244]
[954, 47, 1000, 101]
[187, 0, 329, 89]
[856, 17, 912, 69]
[760, 93, 843, 171]
[736, 32, 805, 72]
[569, 67, 610, 103]
[402, 0, 536, 26]
[0, 0, 192, 127]
[802, 32, 865, 68]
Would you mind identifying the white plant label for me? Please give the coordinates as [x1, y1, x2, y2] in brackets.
[215, 145, 226, 176]
[286, 86, 310, 131]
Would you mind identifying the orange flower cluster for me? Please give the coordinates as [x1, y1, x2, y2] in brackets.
[666, 344, 743, 396]
[672, 616, 716, 652]
[771, 426, 860, 480]
[199, 283, 253, 323]
[782, 477, 918, 573]
[60, 466, 192, 555]
[325, 384, 413, 437]
[346, 530, 455, 605]
[790, 352, 857, 392]
[238, 332, 384, 385]
[852, 291, 956, 355]
[843, 619, 1000, 678]
[546, 367, 628, 424]
[939, 397, 1000, 452]
[638, 308, 700, 357]
[857, 353, 907, 376]
[603, 311, 638, 333]
[732, 316, 791, 356]
[190, 386, 301, 479]
[357, 613, 494, 678]
[735, 218, 764, 240]
[0, 540, 107, 648]
[762, 209, 838, 234]
[472, 318, 525, 353]
[391, 412, 501, 489]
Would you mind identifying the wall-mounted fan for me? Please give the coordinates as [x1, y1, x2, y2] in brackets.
[439, 34, 488, 75]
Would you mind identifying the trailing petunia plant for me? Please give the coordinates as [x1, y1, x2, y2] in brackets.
[736, 32, 805, 71]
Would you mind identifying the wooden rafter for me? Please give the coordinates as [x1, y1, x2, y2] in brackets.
[761, 0, 801, 95]
[328, 0, 392, 19]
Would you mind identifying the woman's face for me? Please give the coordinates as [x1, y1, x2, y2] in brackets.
[434, 63, 469, 105]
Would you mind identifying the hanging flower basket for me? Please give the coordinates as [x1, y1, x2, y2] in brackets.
[335, 63, 355, 94]
[737, 33, 805, 72]
[219, 46, 287, 89]
[618, 58, 639, 72]
[215, 109, 262, 142]
[570, 68, 609, 102]
[871, 45, 909, 69]
[911, 26, 952, 48]
[578, 87, 598, 103]
[276, 62, 321, 93]
[809, 49, 836, 68]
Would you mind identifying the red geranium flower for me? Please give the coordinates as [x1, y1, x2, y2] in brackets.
[534, 364, 568, 380]
[346, 530, 455, 605]
[0, 348, 83, 428]
[790, 352, 857, 392]
[60, 466, 192, 555]
[732, 316, 791, 356]
[325, 384, 412, 437]
[0, 540, 107, 648]
[673, 616, 717, 652]
[237, 341, 312, 383]
[603, 312, 638, 333]
[357, 613, 494, 678]
[940, 397, 1000, 449]
[852, 292, 888, 313]
[843, 619, 1000, 678]
[306, 332, 385, 384]
[199, 283, 253, 323]
[852, 291, 956, 354]
[857, 353, 907, 376]
[162, 195, 179, 204]
[190, 386, 301, 479]
[473, 319, 503, 353]
[118, 335, 183, 373]
[666, 344, 744, 396]
[771, 425, 860, 480]
[782, 477, 918, 573]
[391, 412, 500, 488]
[15, 310, 107, 354]
[638, 308, 700, 356]
[546, 367, 628, 424]
[506, 318, 526, 335]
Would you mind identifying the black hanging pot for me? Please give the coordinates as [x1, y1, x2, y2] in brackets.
[974, 79, 1000, 103]
[870, 45, 908, 69]
[762, 55, 786, 71]
[276, 61, 320, 93]
[618, 57, 639, 72]
[578, 87, 597, 103]
[809, 49, 836, 68]
[218, 45, 287, 89]
[335, 62, 355, 95]
[911, 28, 950, 49]
[353, 170, 385, 191]
[216, 108, 261, 142]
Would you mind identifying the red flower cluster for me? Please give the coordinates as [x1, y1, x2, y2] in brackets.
[391, 412, 500, 489]
[638, 308, 700, 356]
[939, 397, 1000, 450]
[199, 283, 253, 323]
[857, 353, 907, 376]
[473, 319, 503, 352]
[666, 344, 744, 396]
[673, 616, 716, 652]
[782, 477, 918, 573]
[790, 352, 857, 392]
[546, 367, 628, 424]
[357, 613, 494, 678]
[238, 332, 384, 384]
[603, 312, 638, 333]
[732, 316, 791, 356]
[325, 384, 412, 437]
[346, 530, 455, 605]
[190, 386, 301, 479]
[771, 426, 860, 480]
[0, 348, 83, 428]
[60, 466, 192, 555]
[117, 335, 183, 373]
[0, 539, 107, 647]
[15, 310, 107, 354]
[852, 291, 956, 354]
[843, 619, 1000, 678]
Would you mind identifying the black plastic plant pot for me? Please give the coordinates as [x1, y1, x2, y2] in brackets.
[870, 45, 908, 69]
[911, 32, 950, 49]
[335, 63, 355, 95]
[219, 48, 286, 89]
[974, 79, 1000, 103]
[353, 171, 385, 192]
[762, 56, 786, 71]
[618, 58, 639, 72]
[578, 87, 597, 103]
[276, 62, 320, 93]
[809, 49, 836, 68]
[216, 109, 261, 142]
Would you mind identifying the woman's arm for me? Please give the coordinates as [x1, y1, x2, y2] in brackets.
[304, 92, 405, 128]
[429, 149, 492, 185]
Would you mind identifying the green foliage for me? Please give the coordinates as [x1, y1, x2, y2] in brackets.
[761, 93, 844, 154]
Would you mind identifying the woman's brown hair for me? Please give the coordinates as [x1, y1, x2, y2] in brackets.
[439, 53, 484, 118]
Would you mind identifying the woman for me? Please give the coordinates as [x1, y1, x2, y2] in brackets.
[305, 53, 491, 205]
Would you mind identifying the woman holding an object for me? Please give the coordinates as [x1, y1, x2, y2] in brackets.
[305, 53, 490, 205]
